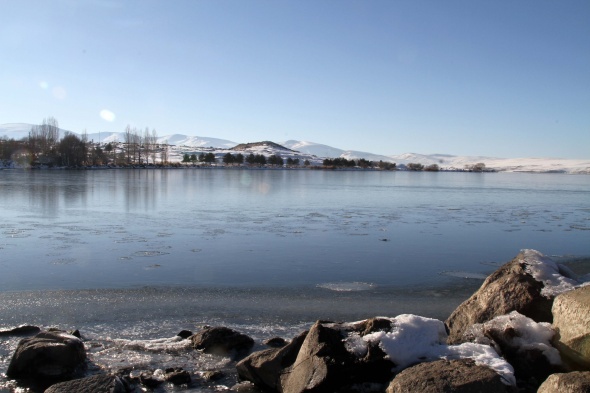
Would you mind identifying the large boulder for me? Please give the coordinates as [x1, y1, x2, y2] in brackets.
[238, 315, 517, 392]
[44, 374, 127, 393]
[6, 331, 86, 384]
[446, 250, 578, 344]
[385, 359, 514, 393]
[537, 371, 590, 393]
[238, 318, 397, 393]
[237, 331, 308, 391]
[191, 326, 254, 359]
[463, 311, 564, 390]
[552, 286, 590, 369]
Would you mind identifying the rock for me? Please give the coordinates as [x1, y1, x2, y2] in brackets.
[552, 286, 590, 369]
[164, 367, 191, 385]
[6, 331, 86, 383]
[0, 325, 41, 337]
[200, 370, 225, 381]
[462, 311, 564, 390]
[445, 251, 555, 344]
[230, 381, 264, 392]
[177, 329, 193, 339]
[191, 326, 254, 359]
[537, 371, 590, 393]
[386, 359, 514, 393]
[238, 318, 396, 393]
[263, 337, 287, 347]
[138, 370, 164, 388]
[237, 330, 308, 391]
[44, 374, 127, 393]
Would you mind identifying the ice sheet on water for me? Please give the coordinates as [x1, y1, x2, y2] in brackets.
[440, 271, 488, 280]
[317, 282, 377, 291]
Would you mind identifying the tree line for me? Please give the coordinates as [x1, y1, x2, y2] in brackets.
[0, 117, 169, 167]
[182, 152, 309, 167]
[322, 157, 396, 170]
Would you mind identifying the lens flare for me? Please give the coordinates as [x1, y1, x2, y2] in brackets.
[100, 110, 116, 122]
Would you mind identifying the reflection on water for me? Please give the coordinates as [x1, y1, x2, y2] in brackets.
[0, 169, 588, 292]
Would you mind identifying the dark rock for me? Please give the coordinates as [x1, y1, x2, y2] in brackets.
[386, 359, 514, 393]
[230, 381, 264, 392]
[537, 371, 590, 393]
[139, 371, 163, 388]
[201, 370, 225, 381]
[263, 337, 287, 347]
[177, 329, 193, 339]
[237, 330, 308, 391]
[191, 326, 254, 359]
[6, 331, 86, 383]
[44, 374, 127, 393]
[0, 325, 41, 337]
[445, 251, 554, 344]
[164, 367, 191, 385]
[238, 318, 396, 393]
[462, 311, 564, 390]
[68, 329, 81, 339]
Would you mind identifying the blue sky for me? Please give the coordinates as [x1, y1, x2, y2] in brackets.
[1, 0, 589, 158]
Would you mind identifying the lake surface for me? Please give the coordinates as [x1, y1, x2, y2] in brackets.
[1, 169, 589, 391]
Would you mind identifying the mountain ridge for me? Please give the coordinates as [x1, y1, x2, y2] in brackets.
[1, 123, 589, 173]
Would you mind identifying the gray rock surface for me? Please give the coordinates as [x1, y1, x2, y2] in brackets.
[191, 326, 254, 359]
[385, 359, 514, 393]
[552, 286, 590, 369]
[537, 371, 590, 393]
[237, 318, 396, 393]
[44, 374, 127, 393]
[445, 252, 553, 344]
[6, 331, 86, 382]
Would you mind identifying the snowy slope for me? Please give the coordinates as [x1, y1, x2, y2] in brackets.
[0, 123, 76, 140]
[2, 123, 588, 173]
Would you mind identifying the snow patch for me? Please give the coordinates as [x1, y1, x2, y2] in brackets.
[467, 311, 561, 366]
[345, 314, 516, 385]
[521, 249, 580, 297]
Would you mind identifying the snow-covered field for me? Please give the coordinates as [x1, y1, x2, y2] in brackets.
[2, 123, 589, 173]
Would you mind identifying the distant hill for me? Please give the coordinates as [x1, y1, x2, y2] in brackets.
[0, 123, 76, 141]
[1, 123, 588, 173]
[232, 141, 294, 152]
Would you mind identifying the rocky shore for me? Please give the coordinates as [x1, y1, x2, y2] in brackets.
[2, 249, 590, 392]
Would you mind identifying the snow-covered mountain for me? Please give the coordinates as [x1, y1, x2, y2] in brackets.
[84, 132, 237, 149]
[2, 123, 589, 173]
[0, 123, 77, 141]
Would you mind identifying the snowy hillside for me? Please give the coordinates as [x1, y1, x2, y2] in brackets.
[84, 132, 237, 149]
[0, 123, 76, 141]
[1, 123, 588, 173]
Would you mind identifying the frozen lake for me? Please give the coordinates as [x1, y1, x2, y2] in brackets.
[1, 169, 588, 291]
[1, 169, 589, 391]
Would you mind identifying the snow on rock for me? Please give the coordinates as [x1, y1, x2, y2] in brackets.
[522, 249, 581, 298]
[467, 311, 562, 366]
[345, 314, 516, 385]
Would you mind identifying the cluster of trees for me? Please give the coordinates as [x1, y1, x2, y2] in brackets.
[181, 152, 307, 167]
[123, 125, 164, 165]
[322, 157, 396, 170]
[0, 117, 168, 167]
[182, 152, 217, 163]
[465, 163, 487, 172]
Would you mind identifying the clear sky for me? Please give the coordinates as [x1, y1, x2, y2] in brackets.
[1, 0, 589, 158]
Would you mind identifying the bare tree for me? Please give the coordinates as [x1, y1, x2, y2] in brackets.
[150, 128, 158, 164]
[160, 139, 168, 164]
[28, 117, 60, 164]
[124, 125, 132, 164]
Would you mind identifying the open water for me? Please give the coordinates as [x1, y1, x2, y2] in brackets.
[0, 169, 589, 391]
